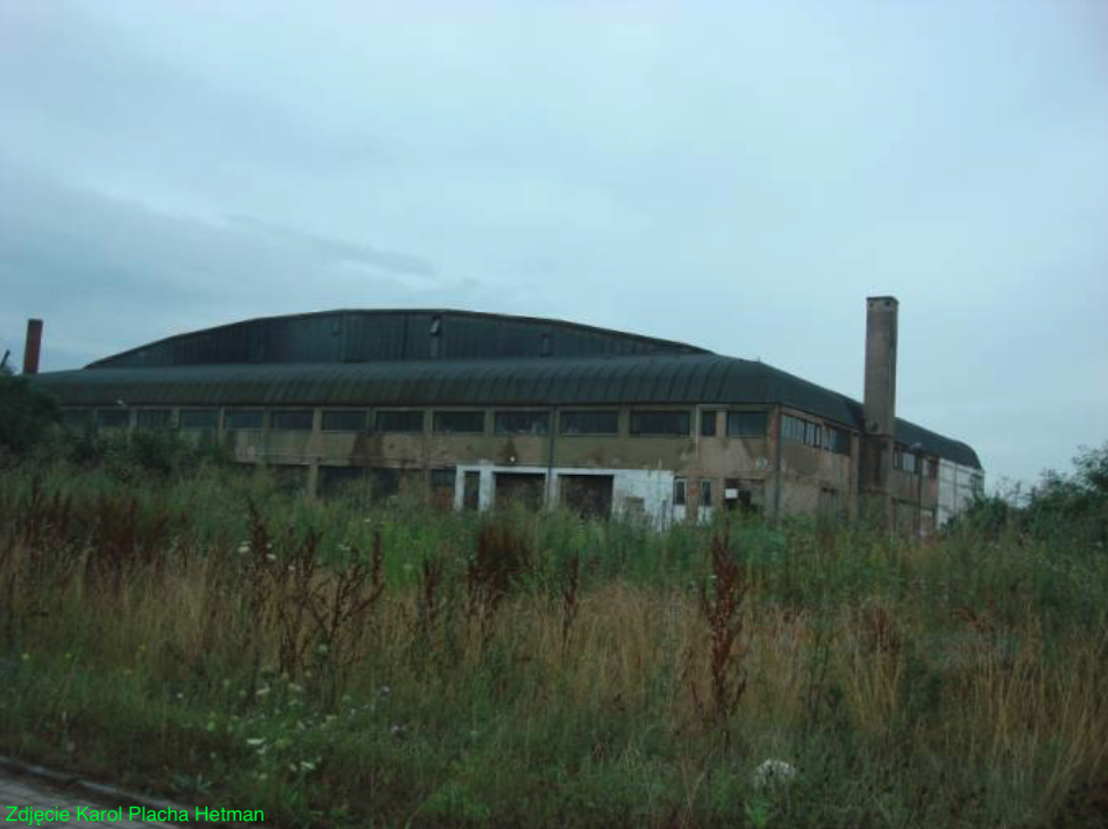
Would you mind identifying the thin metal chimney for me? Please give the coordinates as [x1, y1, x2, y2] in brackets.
[860, 297, 898, 520]
[22, 318, 43, 375]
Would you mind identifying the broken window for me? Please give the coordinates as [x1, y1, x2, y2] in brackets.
[700, 479, 714, 507]
[319, 466, 366, 497]
[673, 477, 687, 506]
[894, 447, 919, 474]
[376, 410, 425, 433]
[560, 474, 614, 518]
[700, 411, 717, 437]
[224, 410, 263, 431]
[495, 410, 550, 436]
[271, 410, 314, 431]
[430, 467, 456, 508]
[825, 426, 851, 455]
[321, 410, 367, 432]
[726, 411, 767, 437]
[494, 472, 546, 509]
[463, 471, 481, 510]
[430, 467, 456, 489]
[630, 410, 690, 436]
[561, 410, 618, 435]
[433, 410, 485, 434]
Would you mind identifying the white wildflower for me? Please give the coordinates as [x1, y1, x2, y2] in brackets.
[751, 759, 797, 790]
[246, 737, 266, 747]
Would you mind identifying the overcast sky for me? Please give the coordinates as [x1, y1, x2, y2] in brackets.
[2, 1, 1106, 488]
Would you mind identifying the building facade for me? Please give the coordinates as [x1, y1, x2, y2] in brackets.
[29, 299, 983, 530]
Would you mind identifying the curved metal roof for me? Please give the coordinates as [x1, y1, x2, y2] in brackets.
[33, 353, 981, 468]
[87, 309, 706, 368]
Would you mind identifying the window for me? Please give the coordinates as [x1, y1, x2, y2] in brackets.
[893, 446, 919, 474]
[700, 479, 714, 507]
[782, 414, 830, 448]
[561, 410, 618, 435]
[376, 410, 424, 433]
[805, 421, 822, 447]
[630, 410, 690, 436]
[925, 457, 939, 478]
[781, 414, 807, 444]
[135, 409, 173, 430]
[825, 426, 851, 455]
[894, 448, 918, 474]
[431, 468, 456, 489]
[700, 411, 717, 437]
[61, 409, 92, 431]
[96, 409, 129, 429]
[272, 410, 314, 431]
[225, 410, 263, 431]
[321, 410, 367, 432]
[433, 410, 485, 434]
[726, 411, 767, 437]
[673, 478, 687, 507]
[495, 410, 549, 436]
[179, 409, 218, 430]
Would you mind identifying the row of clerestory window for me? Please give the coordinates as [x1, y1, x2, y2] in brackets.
[62, 406, 781, 439]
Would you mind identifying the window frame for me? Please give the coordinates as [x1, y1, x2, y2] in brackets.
[432, 410, 486, 435]
[375, 410, 426, 434]
[271, 410, 315, 431]
[673, 477, 687, 507]
[135, 408, 174, 430]
[224, 409, 264, 431]
[494, 410, 550, 436]
[560, 410, 619, 436]
[700, 410, 718, 437]
[321, 410, 368, 432]
[629, 409, 691, 437]
[726, 411, 767, 438]
[179, 408, 219, 431]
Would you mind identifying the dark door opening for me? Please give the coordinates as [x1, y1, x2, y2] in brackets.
[463, 471, 481, 510]
[494, 472, 546, 510]
[560, 474, 614, 519]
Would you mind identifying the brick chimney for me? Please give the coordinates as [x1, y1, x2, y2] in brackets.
[22, 318, 43, 375]
[860, 297, 897, 521]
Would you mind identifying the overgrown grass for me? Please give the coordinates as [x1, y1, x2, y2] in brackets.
[1, 461, 1107, 828]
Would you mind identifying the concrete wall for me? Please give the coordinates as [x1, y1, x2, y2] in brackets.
[61, 402, 979, 528]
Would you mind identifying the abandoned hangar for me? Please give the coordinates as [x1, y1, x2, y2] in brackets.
[28, 297, 983, 531]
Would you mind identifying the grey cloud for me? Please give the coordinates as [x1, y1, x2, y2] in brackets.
[0, 165, 475, 368]
[225, 215, 438, 279]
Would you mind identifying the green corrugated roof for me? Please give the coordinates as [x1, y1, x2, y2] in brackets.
[88, 309, 706, 368]
[33, 353, 982, 468]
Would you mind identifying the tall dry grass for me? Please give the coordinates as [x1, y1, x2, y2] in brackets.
[1, 465, 1107, 827]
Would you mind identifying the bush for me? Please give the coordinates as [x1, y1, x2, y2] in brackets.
[0, 368, 58, 456]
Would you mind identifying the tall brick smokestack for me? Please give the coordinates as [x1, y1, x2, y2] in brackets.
[860, 297, 897, 521]
[22, 318, 43, 375]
